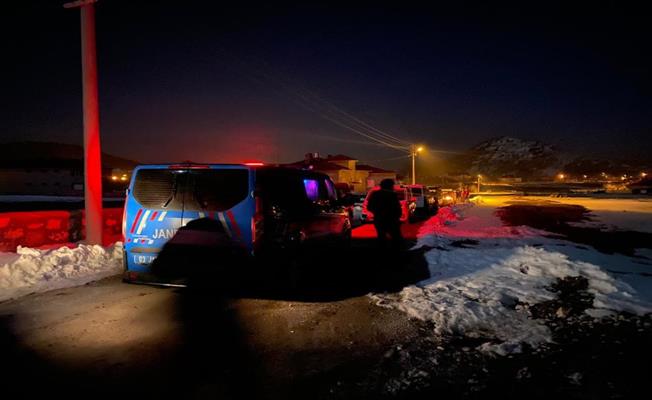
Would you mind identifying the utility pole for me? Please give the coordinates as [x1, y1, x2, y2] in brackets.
[411, 145, 423, 185]
[64, 0, 103, 245]
[411, 146, 416, 185]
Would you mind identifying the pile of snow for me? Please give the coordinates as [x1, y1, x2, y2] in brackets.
[0, 242, 123, 302]
[372, 204, 652, 355]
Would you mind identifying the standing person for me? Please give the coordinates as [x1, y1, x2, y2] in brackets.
[367, 179, 403, 249]
[462, 186, 470, 202]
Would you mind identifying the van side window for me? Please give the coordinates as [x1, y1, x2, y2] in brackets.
[303, 179, 320, 202]
[186, 169, 249, 211]
[324, 179, 337, 200]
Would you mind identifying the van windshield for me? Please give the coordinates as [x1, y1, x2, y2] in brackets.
[132, 168, 249, 211]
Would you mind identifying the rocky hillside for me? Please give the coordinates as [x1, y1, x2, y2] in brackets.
[446, 136, 649, 180]
[448, 137, 564, 179]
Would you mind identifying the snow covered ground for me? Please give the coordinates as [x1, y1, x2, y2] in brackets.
[0, 242, 123, 302]
[478, 195, 652, 233]
[371, 199, 652, 355]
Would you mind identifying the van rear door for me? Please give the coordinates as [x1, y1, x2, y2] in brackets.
[124, 165, 254, 279]
[124, 167, 186, 274]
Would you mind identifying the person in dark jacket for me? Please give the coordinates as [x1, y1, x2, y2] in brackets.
[367, 178, 403, 248]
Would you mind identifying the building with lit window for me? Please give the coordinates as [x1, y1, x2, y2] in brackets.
[286, 153, 397, 193]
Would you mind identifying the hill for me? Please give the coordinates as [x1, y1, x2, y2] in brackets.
[446, 136, 648, 179]
[0, 141, 138, 169]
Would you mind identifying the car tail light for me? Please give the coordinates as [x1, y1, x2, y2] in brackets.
[251, 195, 264, 244]
[121, 205, 127, 240]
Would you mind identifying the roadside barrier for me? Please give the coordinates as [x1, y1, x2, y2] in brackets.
[0, 208, 123, 252]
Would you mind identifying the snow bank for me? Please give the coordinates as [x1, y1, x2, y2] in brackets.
[0, 242, 123, 302]
[372, 204, 652, 355]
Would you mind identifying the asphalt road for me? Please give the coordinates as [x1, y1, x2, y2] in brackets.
[1, 222, 430, 400]
[3, 210, 650, 400]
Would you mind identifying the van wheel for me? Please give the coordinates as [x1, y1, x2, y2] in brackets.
[285, 247, 304, 292]
[287, 263, 300, 292]
[338, 228, 352, 249]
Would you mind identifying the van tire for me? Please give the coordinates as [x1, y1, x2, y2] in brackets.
[339, 228, 352, 249]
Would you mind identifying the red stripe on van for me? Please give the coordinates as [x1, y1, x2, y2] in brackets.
[150, 211, 158, 221]
[130, 209, 143, 234]
[226, 210, 241, 239]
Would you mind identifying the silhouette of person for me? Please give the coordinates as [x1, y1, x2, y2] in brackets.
[150, 217, 246, 288]
[367, 178, 403, 249]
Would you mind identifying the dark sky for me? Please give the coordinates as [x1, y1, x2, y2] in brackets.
[2, 1, 651, 172]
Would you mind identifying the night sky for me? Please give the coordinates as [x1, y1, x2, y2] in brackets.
[2, 1, 651, 172]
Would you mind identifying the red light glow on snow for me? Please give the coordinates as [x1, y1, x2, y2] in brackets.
[353, 206, 539, 242]
[416, 206, 540, 240]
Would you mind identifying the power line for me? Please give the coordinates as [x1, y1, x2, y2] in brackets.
[216, 47, 413, 152]
[360, 154, 412, 163]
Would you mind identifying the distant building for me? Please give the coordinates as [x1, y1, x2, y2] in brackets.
[446, 173, 474, 182]
[0, 159, 85, 196]
[357, 164, 397, 189]
[286, 153, 397, 193]
[0, 142, 137, 196]
[629, 178, 652, 195]
[499, 175, 522, 183]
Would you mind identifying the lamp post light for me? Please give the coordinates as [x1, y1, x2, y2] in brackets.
[411, 145, 423, 185]
[64, 0, 103, 245]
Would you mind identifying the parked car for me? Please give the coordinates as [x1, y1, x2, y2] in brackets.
[348, 193, 367, 226]
[362, 185, 416, 223]
[438, 188, 457, 206]
[406, 184, 431, 217]
[334, 183, 365, 227]
[122, 163, 351, 285]
[425, 186, 441, 213]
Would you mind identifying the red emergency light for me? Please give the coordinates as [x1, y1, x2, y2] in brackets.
[167, 163, 210, 169]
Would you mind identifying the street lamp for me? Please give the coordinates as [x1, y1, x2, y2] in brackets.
[411, 145, 423, 185]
